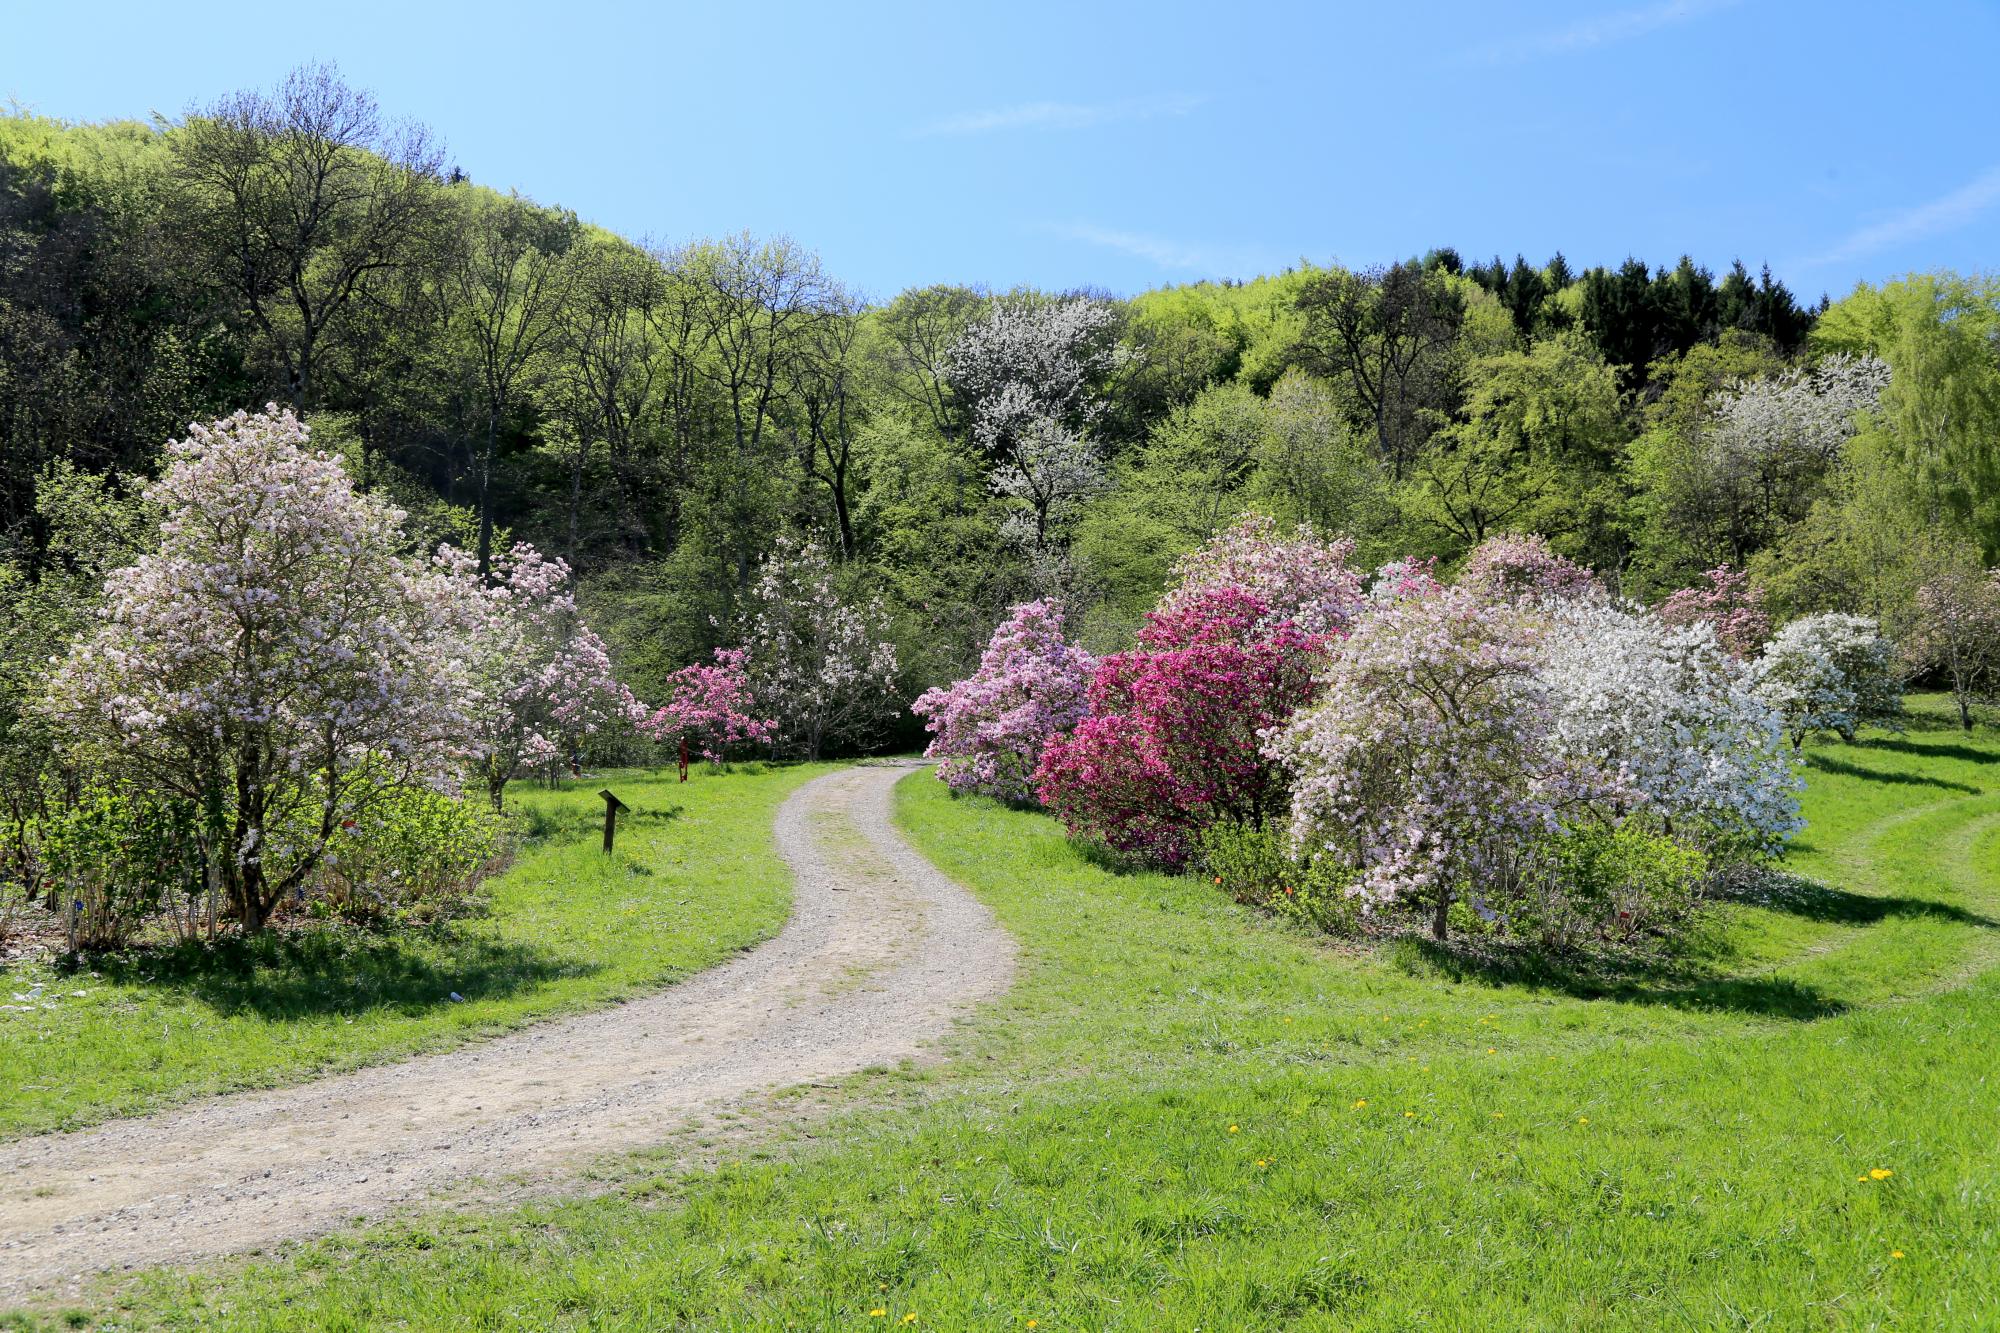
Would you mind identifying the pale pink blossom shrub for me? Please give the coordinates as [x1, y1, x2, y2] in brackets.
[439, 541, 646, 806]
[643, 647, 774, 764]
[911, 600, 1094, 802]
[1657, 565, 1771, 657]
[745, 535, 900, 759]
[1458, 533, 1601, 604]
[43, 406, 474, 932]
[1270, 588, 1600, 939]
[1156, 514, 1365, 638]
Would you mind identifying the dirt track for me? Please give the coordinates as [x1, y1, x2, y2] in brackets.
[0, 762, 1015, 1300]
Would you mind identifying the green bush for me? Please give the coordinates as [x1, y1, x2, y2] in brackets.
[310, 785, 507, 923]
[39, 786, 206, 950]
[1505, 821, 1710, 952]
[1195, 821, 1360, 934]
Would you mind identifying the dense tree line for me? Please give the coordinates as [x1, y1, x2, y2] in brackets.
[3, 64, 1995, 758]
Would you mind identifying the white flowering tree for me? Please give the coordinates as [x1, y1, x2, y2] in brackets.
[44, 407, 472, 932]
[1753, 613, 1903, 749]
[744, 535, 900, 760]
[944, 296, 1120, 555]
[440, 541, 646, 807]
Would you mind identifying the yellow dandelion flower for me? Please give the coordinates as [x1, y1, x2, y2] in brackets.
[1491, 1112, 1504, 1119]
[1227, 1124, 1239, 1134]
[1577, 1116, 1590, 1125]
[1404, 1111, 1415, 1119]
[1891, 1250, 1905, 1259]
[903, 1315, 919, 1325]
[1421, 1065, 1431, 1072]
[869, 1311, 887, 1320]
[1487, 1047, 1497, 1054]
[1869, 1168, 1894, 1180]
[1255, 1158, 1269, 1167]
[1352, 1098, 1368, 1109]
[1857, 1174, 1868, 1181]
[1283, 1016, 1292, 1024]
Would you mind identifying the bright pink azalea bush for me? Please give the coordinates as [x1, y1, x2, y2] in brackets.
[1458, 533, 1601, 603]
[1657, 564, 1771, 657]
[1034, 587, 1325, 866]
[642, 647, 774, 763]
[912, 600, 1094, 802]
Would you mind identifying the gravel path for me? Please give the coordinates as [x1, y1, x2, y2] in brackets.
[0, 762, 1015, 1301]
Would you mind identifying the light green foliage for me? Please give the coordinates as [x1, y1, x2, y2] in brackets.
[1404, 332, 1625, 565]
[80, 699, 2000, 1328]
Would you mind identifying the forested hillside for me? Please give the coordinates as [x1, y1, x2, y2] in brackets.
[2, 64, 1994, 740]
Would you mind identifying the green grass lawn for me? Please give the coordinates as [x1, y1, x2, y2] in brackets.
[0, 763, 830, 1140]
[31, 701, 2000, 1329]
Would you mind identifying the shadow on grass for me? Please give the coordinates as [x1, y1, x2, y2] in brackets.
[515, 801, 683, 843]
[1389, 935, 1847, 1020]
[1717, 869, 2000, 929]
[77, 927, 596, 1022]
[1803, 752, 1982, 794]
[1859, 736, 1998, 766]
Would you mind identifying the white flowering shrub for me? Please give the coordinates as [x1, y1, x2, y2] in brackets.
[1539, 598, 1802, 861]
[744, 534, 900, 759]
[1753, 613, 1902, 749]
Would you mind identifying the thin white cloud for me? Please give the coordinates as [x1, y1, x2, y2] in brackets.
[915, 94, 1203, 137]
[1453, 0, 1741, 66]
[1045, 222, 1273, 277]
[1798, 165, 2000, 268]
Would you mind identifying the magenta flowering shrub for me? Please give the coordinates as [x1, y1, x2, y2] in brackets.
[1034, 587, 1325, 867]
[911, 600, 1095, 802]
[1270, 588, 1607, 938]
[1156, 514, 1365, 637]
[642, 647, 774, 763]
[1458, 533, 1601, 603]
[1657, 565, 1771, 657]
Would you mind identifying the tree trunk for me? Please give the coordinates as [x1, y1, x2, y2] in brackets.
[476, 411, 498, 578]
[1431, 892, 1450, 942]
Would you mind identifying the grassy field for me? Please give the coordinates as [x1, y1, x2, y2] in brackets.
[0, 763, 829, 1140]
[30, 700, 2000, 1329]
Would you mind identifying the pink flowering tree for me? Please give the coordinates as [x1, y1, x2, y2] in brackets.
[642, 647, 774, 765]
[1906, 560, 2000, 731]
[1269, 589, 1603, 941]
[1036, 587, 1324, 867]
[1657, 565, 1771, 657]
[1458, 533, 1601, 604]
[912, 600, 1095, 803]
[441, 541, 646, 807]
[43, 407, 473, 932]
[1156, 514, 1365, 637]
[744, 535, 901, 760]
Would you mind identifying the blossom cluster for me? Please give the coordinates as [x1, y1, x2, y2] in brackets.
[1657, 565, 1772, 657]
[912, 601, 1093, 802]
[1752, 613, 1903, 749]
[643, 648, 775, 763]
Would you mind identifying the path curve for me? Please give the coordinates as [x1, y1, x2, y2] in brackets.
[0, 762, 1014, 1300]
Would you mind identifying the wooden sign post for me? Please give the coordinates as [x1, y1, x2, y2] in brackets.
[599, 788, 628, 854]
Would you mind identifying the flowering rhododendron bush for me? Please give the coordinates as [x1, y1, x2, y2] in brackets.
[1035, 587, 1325, 867]
[1273, 584, 1800, 940]
[642, 647, 774, 764]
[912, 600, 1094, 802]
[43, 407, 478, 932]
[1270, 588, 1596, 938]
[1155, 514, 1365, 637]
[443, 541, 647, 806]
[1658, 564, 1772, 657]
[1457, 533, 1601, 604]
[1753, 613, 1903, 749]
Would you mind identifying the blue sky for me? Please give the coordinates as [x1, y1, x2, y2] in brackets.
[8, 1, 1996, 303]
